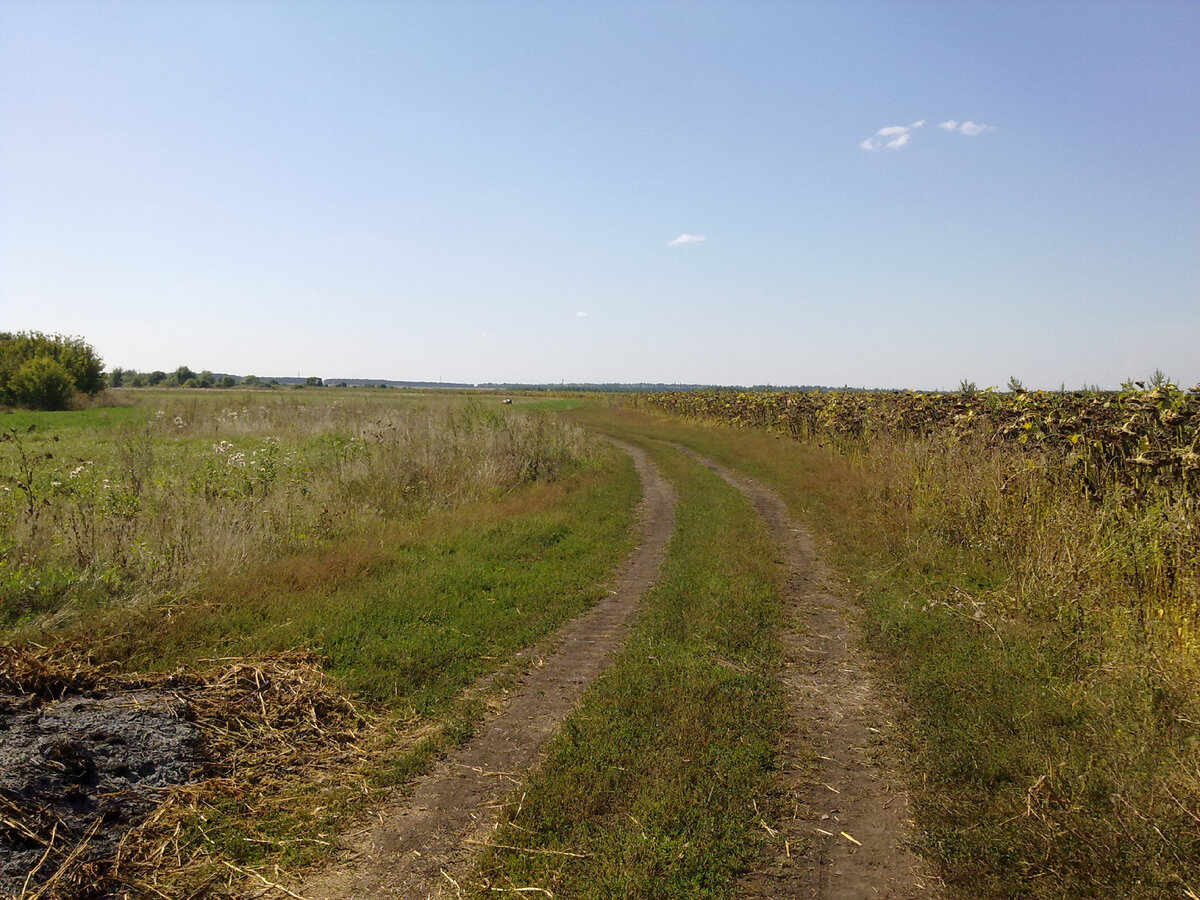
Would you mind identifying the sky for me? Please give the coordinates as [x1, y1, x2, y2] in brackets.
[2, 1, 1197, 390]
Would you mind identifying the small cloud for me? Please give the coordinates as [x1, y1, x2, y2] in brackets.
[575, 311, 588, 317]
[864, 118, 994, 150]
[480, 331, 490, 339]
[958, 120, 994, 136]
[940, 119, 995, 136]
[667, 233, 707, 246]
[859, 120, 924, 151]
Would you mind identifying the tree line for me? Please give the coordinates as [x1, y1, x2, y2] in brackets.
[1, 332, 332, 411]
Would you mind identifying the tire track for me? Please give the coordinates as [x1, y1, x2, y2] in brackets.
[295, 440, 674, 899]
[681, 449, 940, 900]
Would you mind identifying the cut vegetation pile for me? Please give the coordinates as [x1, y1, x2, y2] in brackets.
[0, 643, 371, 899]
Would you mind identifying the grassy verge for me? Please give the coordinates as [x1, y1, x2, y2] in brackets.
[579, 406, 1200, 898]
[472, 439, 787, 898]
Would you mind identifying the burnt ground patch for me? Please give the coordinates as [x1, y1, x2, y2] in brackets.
[1, 689, 202, 896]
[0, 645, 370, 899]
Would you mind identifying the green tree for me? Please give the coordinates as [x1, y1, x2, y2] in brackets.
[220, 375, 236, 388]
[242, 375, 261, 386]
[9, 356, 77, 410]
[305, 376, 324, 387]
[173, 365, 196, 386]
[0, 332, 105, 407]
[109, 367, 126, 388]
[148, 370, 168, 386]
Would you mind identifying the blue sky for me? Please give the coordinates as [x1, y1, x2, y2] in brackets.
[2, 1, 1197, 389]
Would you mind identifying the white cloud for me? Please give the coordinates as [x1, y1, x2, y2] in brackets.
[859, 119, 926, 151]
[863, 118, 994, 150]
[940, 119, 995, 136]
[667, 234, 707, 246]
[958, 120, 994, 136]
[575, 311, 588, 317]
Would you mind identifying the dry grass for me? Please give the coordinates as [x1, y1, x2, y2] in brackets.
[1, 393, 602, 628]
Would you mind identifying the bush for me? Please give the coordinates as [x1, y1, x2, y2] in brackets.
[9, 356, 77, 410]
[0, 332, 105, 409]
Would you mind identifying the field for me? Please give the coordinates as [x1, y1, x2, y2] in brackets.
[2, 385, 1199, 899]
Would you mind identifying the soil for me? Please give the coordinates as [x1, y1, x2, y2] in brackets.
[682, 449, 942, 899]
[295, 439, 675, 899]
[0, 688, 202, 895]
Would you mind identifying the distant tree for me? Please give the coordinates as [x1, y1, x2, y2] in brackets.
[129, 372, 149, 387]
[0, 332, 105, 408]
[148, 370, 168, 386]
[109, 367, 126, 388]
[198, 370, 215, 388]
[173, 365, 196, 386]
[242, 375, 261, 386]
[305, 376, 324, 387]
[182, 377, 200, 389]
[220, 375, 236, 388]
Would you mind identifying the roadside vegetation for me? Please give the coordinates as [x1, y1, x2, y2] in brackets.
[1, 389, 640, 898]
[632, 384, 1200, 899]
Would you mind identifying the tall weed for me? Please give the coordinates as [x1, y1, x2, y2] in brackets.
[0, 395, 600, 625]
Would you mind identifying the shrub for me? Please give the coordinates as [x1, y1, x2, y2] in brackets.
[0, 332, 105, 407]
[9, 356, 77, 410]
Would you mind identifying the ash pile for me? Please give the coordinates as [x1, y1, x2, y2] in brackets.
[0, 658, 202, 897]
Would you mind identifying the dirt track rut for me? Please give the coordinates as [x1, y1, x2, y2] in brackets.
[296, 440, 674, 900]
[683, 450, 940, 900]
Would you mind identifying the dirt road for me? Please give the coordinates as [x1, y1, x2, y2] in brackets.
[296, 441, 675, 899]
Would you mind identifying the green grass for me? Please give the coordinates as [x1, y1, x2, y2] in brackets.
[51, 454, 641, 711]
[1, 404, 148, 432]
[472, 439, 787, 898]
